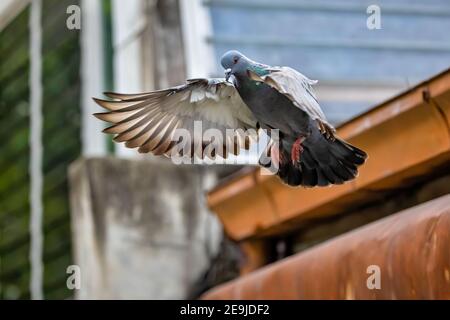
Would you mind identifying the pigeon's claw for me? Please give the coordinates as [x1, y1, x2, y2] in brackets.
[291, 136, 305, 165]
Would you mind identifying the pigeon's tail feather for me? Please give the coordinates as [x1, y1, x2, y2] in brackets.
[264, 130, 367, 187]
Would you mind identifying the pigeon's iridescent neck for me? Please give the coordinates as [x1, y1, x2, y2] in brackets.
[232, 64, 266, 93]
[234, 72, 258, 92]
[248, 64, 270, 76]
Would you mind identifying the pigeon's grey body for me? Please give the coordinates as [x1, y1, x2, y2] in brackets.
[93, 50, 367, 187]
[234, 74, 312, 138]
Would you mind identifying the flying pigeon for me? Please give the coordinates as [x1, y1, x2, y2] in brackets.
[93, 50, 367, 187]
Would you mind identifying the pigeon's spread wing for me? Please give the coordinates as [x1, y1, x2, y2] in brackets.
[248, 66, 335, 138]
[94, 78, 258, 158]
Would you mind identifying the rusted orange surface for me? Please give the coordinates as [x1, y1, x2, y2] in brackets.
[207, 69, 450, 241]
[202, 194, 450, 300]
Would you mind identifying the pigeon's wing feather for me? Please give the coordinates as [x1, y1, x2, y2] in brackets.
[93, 78, 258, 158]
[248, 66, 335, 138]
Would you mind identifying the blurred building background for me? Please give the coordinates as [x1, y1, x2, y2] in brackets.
[0, 0, 449, 299]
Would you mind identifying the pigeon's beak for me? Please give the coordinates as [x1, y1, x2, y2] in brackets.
[224, 68, 232, 82]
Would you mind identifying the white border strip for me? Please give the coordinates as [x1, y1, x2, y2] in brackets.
[80, 0, 107, 156]
[179, 0, 215, 78]
[29, 0, 44, 300]
[111, 0, 145, 158]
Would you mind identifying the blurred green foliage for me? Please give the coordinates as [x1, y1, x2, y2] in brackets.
[0, 6, 31, 300]
[0, 0, 81, 299]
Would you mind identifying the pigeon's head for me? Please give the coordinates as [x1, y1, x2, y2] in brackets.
[221, 50, 251, 81]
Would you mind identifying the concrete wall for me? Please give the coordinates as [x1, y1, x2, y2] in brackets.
[68, 158, 222, 299]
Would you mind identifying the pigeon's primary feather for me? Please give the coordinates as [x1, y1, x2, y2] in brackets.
[94, 78, 258, 158]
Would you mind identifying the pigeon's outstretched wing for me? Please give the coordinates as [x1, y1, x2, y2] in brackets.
[248, 66, 335, 138]
[94, 78, 258, 158]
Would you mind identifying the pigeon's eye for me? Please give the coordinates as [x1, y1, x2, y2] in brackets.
[233, 56, 239, 64]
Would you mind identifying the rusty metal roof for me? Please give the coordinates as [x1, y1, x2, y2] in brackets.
[202, 193, 450, 299]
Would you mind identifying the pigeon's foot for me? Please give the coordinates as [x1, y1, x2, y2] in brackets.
[291, 136, 305, 165]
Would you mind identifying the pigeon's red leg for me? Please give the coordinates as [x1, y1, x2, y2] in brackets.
[291, 136, 306, 165]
